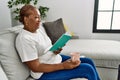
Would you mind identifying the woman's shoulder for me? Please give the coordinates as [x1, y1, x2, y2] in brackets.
[17, 29, 34, 42]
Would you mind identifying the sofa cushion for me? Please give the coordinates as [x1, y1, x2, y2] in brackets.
[43, 18, 66, 44]
[0, 25, 30, 80]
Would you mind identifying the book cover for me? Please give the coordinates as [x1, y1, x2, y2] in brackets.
[49, 32, 72, 51]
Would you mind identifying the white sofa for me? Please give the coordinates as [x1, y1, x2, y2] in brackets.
[0, 64, 8, 80]
[0, 25, 87, 80]
[0, 24, 120, 80]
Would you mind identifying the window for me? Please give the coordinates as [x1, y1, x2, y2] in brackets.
[93, 0, 120, 33]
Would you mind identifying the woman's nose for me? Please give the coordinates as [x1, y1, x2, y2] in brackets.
[38, 18, 41, 22]
[36, 18, 41, 22]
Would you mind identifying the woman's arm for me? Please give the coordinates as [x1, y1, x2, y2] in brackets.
[24, 59, 64, 73]
[24, 58, 80, 73]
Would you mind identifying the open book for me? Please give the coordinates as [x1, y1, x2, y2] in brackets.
[44, 32, 72, 53]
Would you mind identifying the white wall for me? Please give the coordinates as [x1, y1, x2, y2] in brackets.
[0, 0, 11, 30]
[0, 0, 120, 40]
[39, 0, 120, 41]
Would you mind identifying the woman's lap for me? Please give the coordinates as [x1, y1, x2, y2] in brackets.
[38, 54, 100, 80]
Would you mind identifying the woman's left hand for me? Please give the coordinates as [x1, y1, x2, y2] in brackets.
[53, 48, 63, 55]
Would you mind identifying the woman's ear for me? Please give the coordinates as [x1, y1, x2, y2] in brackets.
[24, 17, 28, 25]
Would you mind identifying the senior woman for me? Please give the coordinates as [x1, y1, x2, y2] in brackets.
[16, 4, 100, 80]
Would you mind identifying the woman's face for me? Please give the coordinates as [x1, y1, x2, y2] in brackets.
[24, 9, 41, 32]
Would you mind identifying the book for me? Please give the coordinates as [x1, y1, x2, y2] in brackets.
[44, 32, 72, 53]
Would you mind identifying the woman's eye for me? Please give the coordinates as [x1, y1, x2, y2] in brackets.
[35, 17, 39, 19]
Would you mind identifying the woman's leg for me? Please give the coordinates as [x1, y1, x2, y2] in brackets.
[61, 55, 100, 80]
[61, 54, 100, 80]
[39, 63, 98, 80]
[80, 57, 100, 80]
[38, 55, 100, 80]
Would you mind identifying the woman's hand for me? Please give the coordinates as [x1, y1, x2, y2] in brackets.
[62, 59, 81, 69]
[53, 48, 63, 55]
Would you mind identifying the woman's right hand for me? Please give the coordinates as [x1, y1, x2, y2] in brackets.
[53, 48, 63, 55]
[62, 59, 81, 69]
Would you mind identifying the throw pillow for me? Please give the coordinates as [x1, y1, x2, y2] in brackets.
[43, 18, 66, 44]
[0, 25, 30, 80]
[63, 23, 74, 36]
